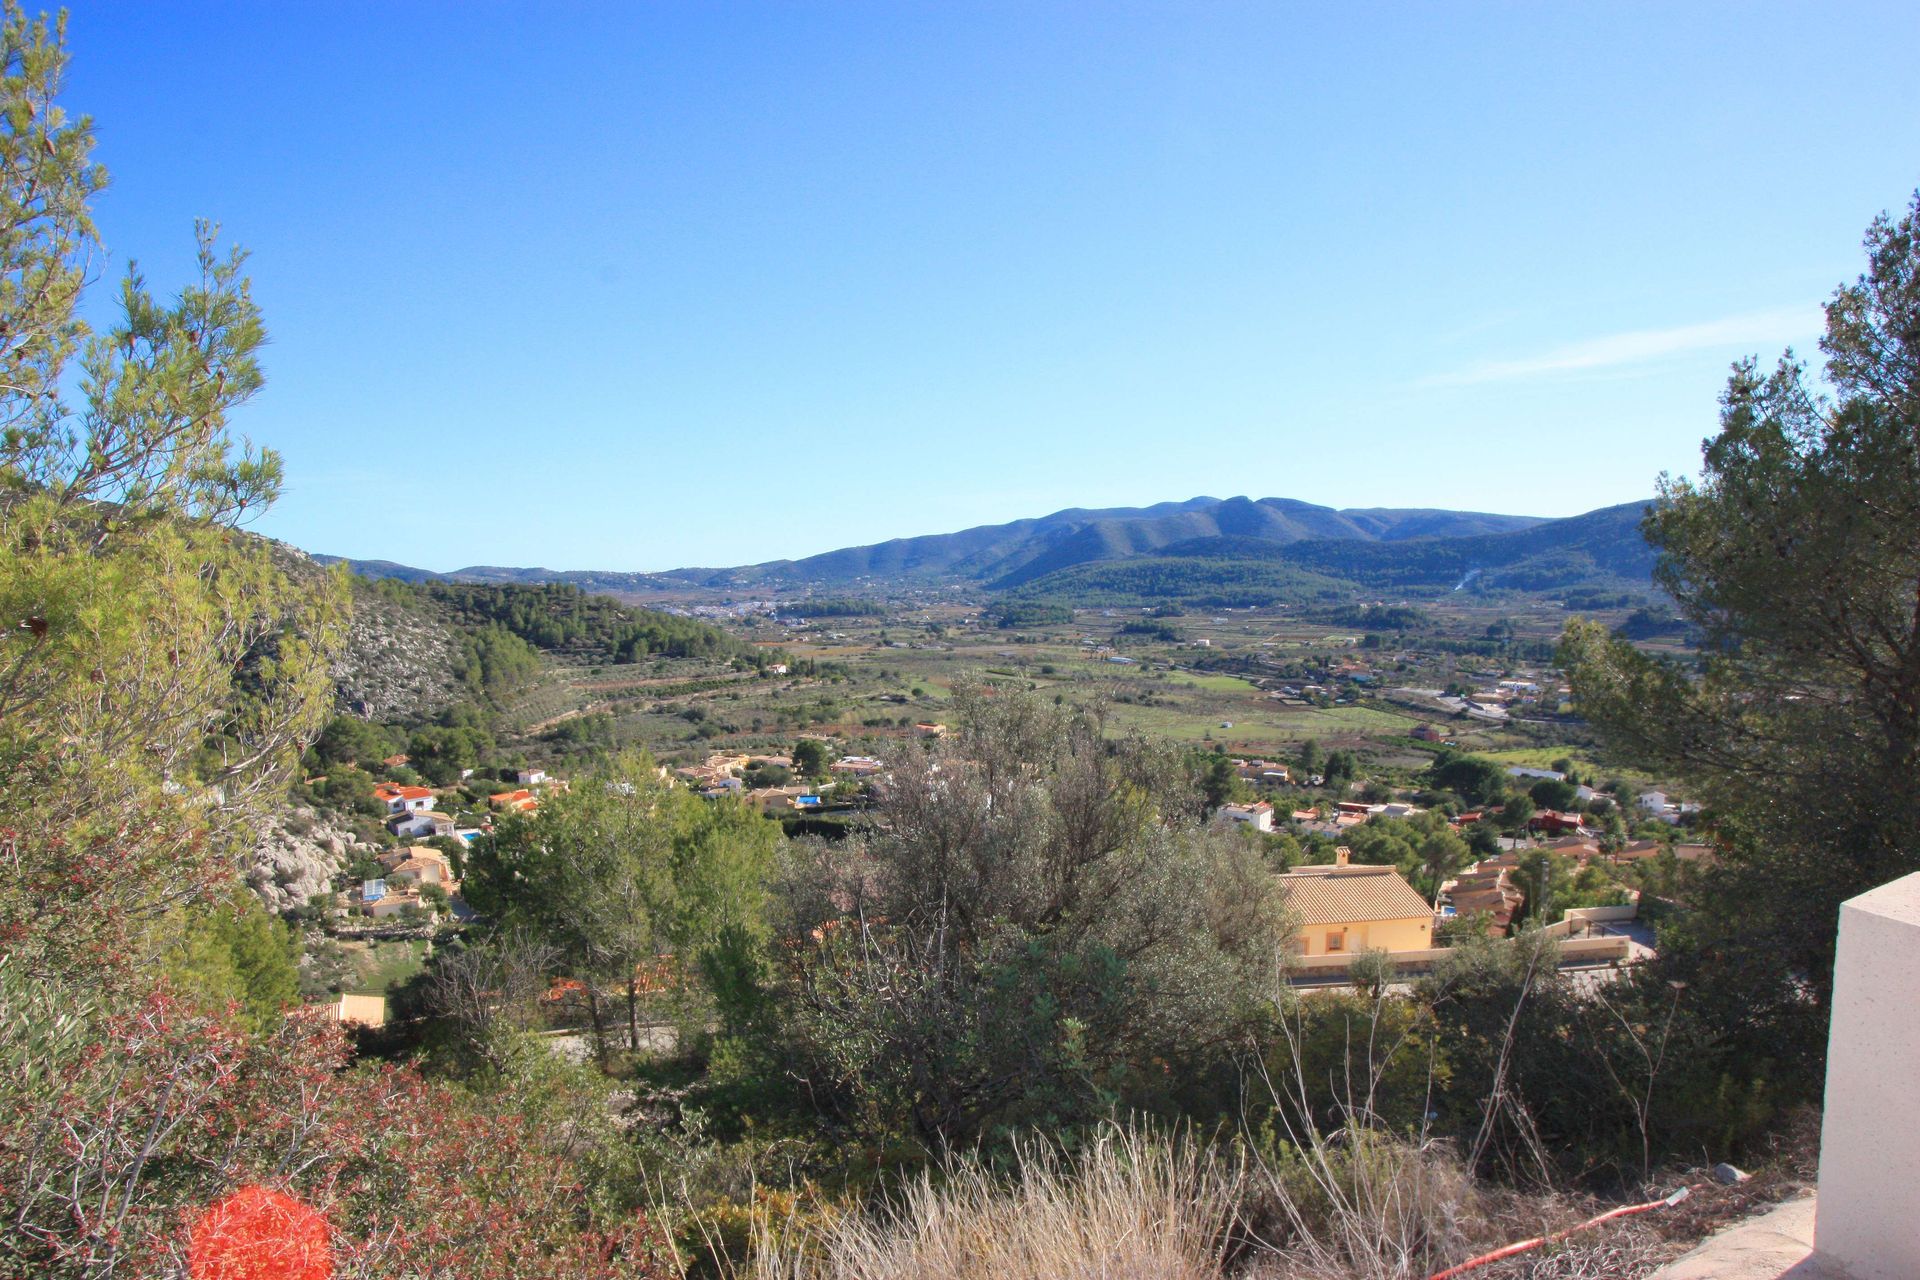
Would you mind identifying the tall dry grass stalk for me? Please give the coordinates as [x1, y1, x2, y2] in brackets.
[726, 1121, 1665, 1280]
[1242, 1131, 1483, 1279]
[742, 1124, 1239, 1280]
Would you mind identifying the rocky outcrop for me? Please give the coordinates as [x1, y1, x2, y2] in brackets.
[332, 584, 461, 720]
[247, 803, 370, 914]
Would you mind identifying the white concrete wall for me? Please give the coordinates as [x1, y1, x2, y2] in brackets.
[1816, 869, 1920, 1280]
[1564, 903, 1638, 924]
[1541, 903, 1640, 940]
[1287, 934, 1629, 977]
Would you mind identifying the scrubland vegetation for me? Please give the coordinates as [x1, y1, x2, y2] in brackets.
[4, 7, 1918, 1278]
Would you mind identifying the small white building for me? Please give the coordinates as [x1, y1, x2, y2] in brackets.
[1218, 801, 1275, 833]
[373, 783, 435, 814]
[387, 810, 456, 840]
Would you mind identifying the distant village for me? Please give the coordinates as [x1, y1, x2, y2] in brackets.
[315, 739, 929, 934]
[306, 677, 1706, 1016]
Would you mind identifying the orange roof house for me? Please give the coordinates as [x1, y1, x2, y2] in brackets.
[1442, 858, 1527, 932]
[489, 788, 539, 813]
[379, 845, 456, 889]
[372, 783, 435, 813]
[1280, 848, 1434, 957]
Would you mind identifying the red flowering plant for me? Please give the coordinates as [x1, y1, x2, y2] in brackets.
[0, 10, 679, 1275]
[188, 1186, 334, 1280]
[0, 963, 678, 1280]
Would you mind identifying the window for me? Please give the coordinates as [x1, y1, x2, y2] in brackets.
[1326, 931, 1345, 953]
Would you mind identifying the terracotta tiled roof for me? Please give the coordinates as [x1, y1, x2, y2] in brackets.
[1280, 865, 1433, 926]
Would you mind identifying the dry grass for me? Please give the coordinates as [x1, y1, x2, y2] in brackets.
[721, 1121, 1741, 1280]
[1242, 1133, 1486, 1279]
[721, 992, 1823, 1280]
[1470, 1225, 1669, 1279]
[740, 1125, 1238, 1280]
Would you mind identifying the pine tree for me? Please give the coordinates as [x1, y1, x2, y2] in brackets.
[0, 2, 347, 984]
[1563, 189, 1920, 1085]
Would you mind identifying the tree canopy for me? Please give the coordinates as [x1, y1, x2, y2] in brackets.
[0, 7, 345, 983]
[1564, 189, 1920, 1086]
[772, 685, 1283, 1146]
[464, 754, 779, 1060]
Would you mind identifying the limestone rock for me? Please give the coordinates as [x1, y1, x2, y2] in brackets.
[248, 803, 356, 914]
[330, 582, 461, 721]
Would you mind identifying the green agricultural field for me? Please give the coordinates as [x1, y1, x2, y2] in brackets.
[469, 588, 1654, 781]
[1168, 672, 1262, 693]
[1297, 704, 1421, 731]
[1095, 696, 1418, 751]
[1478, 745, 1590, 768]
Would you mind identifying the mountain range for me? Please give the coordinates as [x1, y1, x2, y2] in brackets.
[316, 495, 1658, 603]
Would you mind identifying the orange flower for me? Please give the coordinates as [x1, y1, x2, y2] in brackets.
[188, 1185, 332, 1280]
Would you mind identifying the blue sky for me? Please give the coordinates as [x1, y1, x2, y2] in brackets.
[64, 2, 1920, 571]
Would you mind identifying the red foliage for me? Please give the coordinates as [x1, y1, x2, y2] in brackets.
[1, 989, 680, 1280]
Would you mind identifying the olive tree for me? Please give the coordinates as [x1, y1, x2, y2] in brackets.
[777, 685, 1284, 1147]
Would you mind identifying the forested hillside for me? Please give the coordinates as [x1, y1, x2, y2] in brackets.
[377, 580, 749, 662]
[998, 501, 1656, 606]
[322, 495, 1555, 593]
[1276, 501, 1657, 591]
[1000, 553, 1352, 609]
[324, 497, 1649, 606]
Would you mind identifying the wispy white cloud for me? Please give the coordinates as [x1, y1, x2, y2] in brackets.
[1424, 305, 1820, 387]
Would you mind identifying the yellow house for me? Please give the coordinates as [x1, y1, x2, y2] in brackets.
[1280, 849, 1434, 956]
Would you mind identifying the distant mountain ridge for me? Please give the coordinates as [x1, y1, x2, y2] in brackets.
[735, 496, 1549, 589]
[318, 495, 1564, 593]
[309, 557, 696, 597]
[1000, 501, 1658, 608]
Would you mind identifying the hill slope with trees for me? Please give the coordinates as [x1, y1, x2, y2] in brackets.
[319, 496, 1651, 601]
[1001, 501, 1656, 606]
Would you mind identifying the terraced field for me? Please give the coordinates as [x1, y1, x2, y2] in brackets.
[482, 592, 1628, 779]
